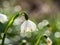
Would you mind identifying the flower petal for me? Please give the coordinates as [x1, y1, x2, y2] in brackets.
[0, 13, 8, 23]
[20, 20, 36, 33]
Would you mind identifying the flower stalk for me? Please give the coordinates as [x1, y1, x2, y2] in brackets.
[35, 35, 44, 45]
[1, 12, 29, 45]
[24, 12, 28, 20]
[1, 34, 6, 45]
[1, 13, 19, 45]
[35, 35, 48, 45]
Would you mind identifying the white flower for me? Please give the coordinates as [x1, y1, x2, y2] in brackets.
[46, 37, 52, 45]
[38, 20, 49, 29]
[0, 13, 8, 23]
[13, 17, 21, 25]
[42, 20, 49, 26]
[54, 32, 60, 38]
[13, 16, 25, 25]
[44, 30, 51, 36]
[38, 22, 44, 29]
[20, 20, 36, 33]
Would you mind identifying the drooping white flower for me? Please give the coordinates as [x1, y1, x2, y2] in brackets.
[38, 22, 44, 29]
[20, 20, 36, 33]
[44, 30, 51, 36]
[38, 20, 49, 29]
[13, 18, 20, 25]
[13, 16, 25, 25]
[0, 13, 8, 23]
[54, 32, 60, 38]
[44, 27, 51, 36]
[42, 20, 49, 26]
[46, 37, 52, 45]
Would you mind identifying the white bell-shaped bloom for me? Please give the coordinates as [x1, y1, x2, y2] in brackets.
[54, 32, 60, 38]
[13, 16, 25, 25]
[44, 30, 51, 36]
[38, 22, 44, 29]
[38, 20, 49, 29]
[0, 13, 8, 23]
[42, 20, 49, 26]
[47, 37, 52, 45]
[21, 20, 36, 33]
[13, 17, 21, 25]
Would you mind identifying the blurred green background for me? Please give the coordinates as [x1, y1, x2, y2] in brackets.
[0, 0, 60, 45]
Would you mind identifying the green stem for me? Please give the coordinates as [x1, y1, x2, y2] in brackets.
[1, 11, 28, 45]
[35, 35, 47, 45]
[19, 11, 28, 20]
[1, 33, 6, 45]
[35, 35, 43, 45]
[24, 12, 28, 20]
[1, 13, 20, 45]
